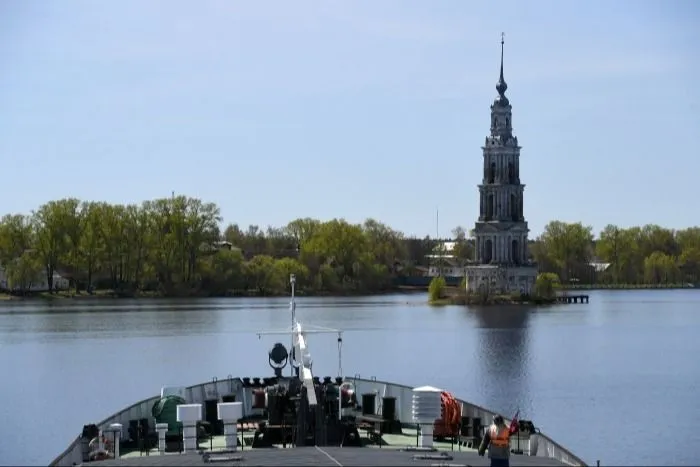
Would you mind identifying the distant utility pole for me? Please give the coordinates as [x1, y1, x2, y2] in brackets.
[436, 207, 439, 240]
[436, 207, 442, 277]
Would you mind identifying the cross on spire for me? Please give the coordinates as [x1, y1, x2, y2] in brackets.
[496, 32, 508, 100]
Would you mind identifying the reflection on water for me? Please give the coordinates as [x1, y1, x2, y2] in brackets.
[472, 307, 531, 417]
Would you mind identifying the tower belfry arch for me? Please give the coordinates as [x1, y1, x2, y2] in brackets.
[465, 34, 538, 295]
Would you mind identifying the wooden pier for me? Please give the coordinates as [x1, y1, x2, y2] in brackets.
[555, 294, 589, 304]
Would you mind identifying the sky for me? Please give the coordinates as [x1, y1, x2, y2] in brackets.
[0, 0, 698, 239]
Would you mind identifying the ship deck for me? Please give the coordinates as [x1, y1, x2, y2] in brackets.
[86, 428, 568, 466]
[88, 446, 567, 466]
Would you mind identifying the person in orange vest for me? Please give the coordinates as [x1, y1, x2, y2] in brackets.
[478, 414, 512, 467]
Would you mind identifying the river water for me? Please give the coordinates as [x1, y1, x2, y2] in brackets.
[0, 290, 698, 466]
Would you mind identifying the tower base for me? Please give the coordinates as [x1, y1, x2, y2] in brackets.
[464, 264, 537, 296]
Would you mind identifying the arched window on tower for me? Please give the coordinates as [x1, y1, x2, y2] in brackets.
[506, 117, 510, 127]
[508, 162, 515, 184]
[519, 197, 523, 220]
[511, 239, 520, 265]
[488, 162, 496, 184]
[486, 194, 494, 220]
[510, 194, 518, 221]
[484, 239, 493, 264]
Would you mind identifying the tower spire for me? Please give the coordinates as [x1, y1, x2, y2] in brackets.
[496, 32, 508, 97]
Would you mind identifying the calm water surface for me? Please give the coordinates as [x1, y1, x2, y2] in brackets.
[1, 290, 699, 466]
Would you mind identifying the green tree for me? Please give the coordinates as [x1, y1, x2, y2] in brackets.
[245, 255, 283, 295]
[79, 202, 106, 291]
[676, 227, 700, 252]
[274, 257, 309, 290]
[182, 198, 222, 282]
[677, 227, 700, 283]
[241, 225, 267, 256]
[528, 240, 553, 270]
[200, 248, 245, 295]
[679, 247, 700, 284]
[363, 219, 406, 273]
[222, 223, 246, 250]
[5, 250, 43, 293]
[33, 200, 76, 293]
[315, 263, 341, 293]
[639, 225, 678, 257]
[99, 203, 126, 289]
[266, 227, 295, 258]
[0, 214, 35, 265]
[595, 225, 624, 283]
[123, 204, 152, 289]
[451, 226, 473, 264]
[534, 272, 560, 299]
[285, 218, 321, 247]
[428, 276, 446, 302]
[594, 225, 643, 283]
[60, 198, 83, 290]
[302, 219, 368, 282]
[537, 221, 593, 282]
[643, 251, 680, 284]
[0, 216, 42, 293]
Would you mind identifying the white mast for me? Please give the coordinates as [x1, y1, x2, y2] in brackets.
[289, 274, 296, 378]
[257, 274, 345, 408]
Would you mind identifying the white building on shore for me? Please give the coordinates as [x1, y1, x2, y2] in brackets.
[0, 264, 69, 292]
[426, 241, 467, 278]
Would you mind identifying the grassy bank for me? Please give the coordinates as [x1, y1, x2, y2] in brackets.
[428, 285, 558, 307]
[0, 289, 155, 301]
[430, 296, 557, 306]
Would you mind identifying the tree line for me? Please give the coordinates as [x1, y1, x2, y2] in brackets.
[0, 196, 418, 296]
[0, 196, 697, 297]
[532, 221, 700, 286]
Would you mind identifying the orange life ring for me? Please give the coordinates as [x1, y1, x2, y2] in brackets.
[434, 391, 462, 437]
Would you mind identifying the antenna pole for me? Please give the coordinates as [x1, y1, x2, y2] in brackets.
[290, 274, 296, 377]
[436, 208, 441, 277]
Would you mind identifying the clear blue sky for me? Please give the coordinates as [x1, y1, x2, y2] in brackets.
[1, 0, 698, 238]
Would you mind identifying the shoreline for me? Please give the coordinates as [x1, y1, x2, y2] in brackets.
[1, 283, 696, 303]
[0, 286, 428, 302]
